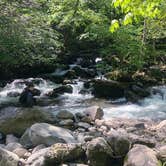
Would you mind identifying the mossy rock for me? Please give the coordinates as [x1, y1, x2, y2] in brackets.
[0, 107, 55, 136]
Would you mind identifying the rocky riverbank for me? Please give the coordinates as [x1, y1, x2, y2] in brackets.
[0, 106, 165, 166]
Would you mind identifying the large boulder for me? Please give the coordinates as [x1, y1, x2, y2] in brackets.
[20, 123, 77, 147]
[45, 143, 85, 165]
[124, 144, 160, 166]
[83, 106, 104, 121]
[106, 130, 131, 158]
[0, 107, 55, 136]
[91, 79, 126, 99]
[86, 137, 113, 166]
[0, 147, 19, 166]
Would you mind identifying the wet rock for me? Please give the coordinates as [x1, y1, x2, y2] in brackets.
[26, 147, 50, 166]
[56, 110, 74, 120]
[7, 91, 20, 97]
[86, 137, 113, 166]
[156, 145, 166, 162]
[124, 90, 141, 103]
[6, 134, 19, 144]
[13, 147, 28, 158]
[0, 107, 55, 136]
[84, 106, 104, 121]
[6, 142, 23, 152]
[44, 69, 76, 83]
[20, 123, 77, 147]
[0, 147, 19, 166]
[71, 65, 96, 78]
[45, 143, 85, 165]
[131, 85, 150, 97]
[91, 79, 126, 99]
[124, 144, 159, 166]
[106, 130, 131, 158]
[48, 85, 73, 97]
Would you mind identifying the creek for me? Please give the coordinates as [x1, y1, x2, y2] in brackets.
[0, 78, 166, 121]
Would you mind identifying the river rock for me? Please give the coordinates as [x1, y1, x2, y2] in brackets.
[20, 123, 77, 147]
[48, 85, 73, 97]
[6, 134, 19, 144]
[45, 143, 85, 165]
[5, 142, 23, 152]
[13, 147, 28, 158]
[84, 106, 104, 121]
[157, 145, 166, 162]
[26, 147, 50, 166]
[91, 79, 126, 99]
[124, 144, 160, 166]
[56, 110, 74, 120]
[77, 122, 91, 129]
[106, 130, 131, 157]
[0, 107, 55, 136]
[86, 137, 113, 166]
[0, 147, 19, 166]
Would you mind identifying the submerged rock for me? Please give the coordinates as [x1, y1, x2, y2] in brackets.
[20, 123, 77, 147]
[47, 85, 73, 97]
[124, 144, 160, 166]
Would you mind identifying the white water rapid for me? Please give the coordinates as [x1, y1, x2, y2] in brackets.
[0, 78, 166, 120]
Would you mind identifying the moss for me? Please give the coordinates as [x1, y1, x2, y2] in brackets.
[0, 109, 54, 136]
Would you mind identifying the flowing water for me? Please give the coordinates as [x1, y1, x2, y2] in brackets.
[0, 78, 166, 121]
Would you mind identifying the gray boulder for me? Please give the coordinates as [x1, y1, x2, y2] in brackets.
[0, 107, 55, 136]
[20, 123, 77, 147]
[106, 130, 131, 158]
[124, 144, 160, 166]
